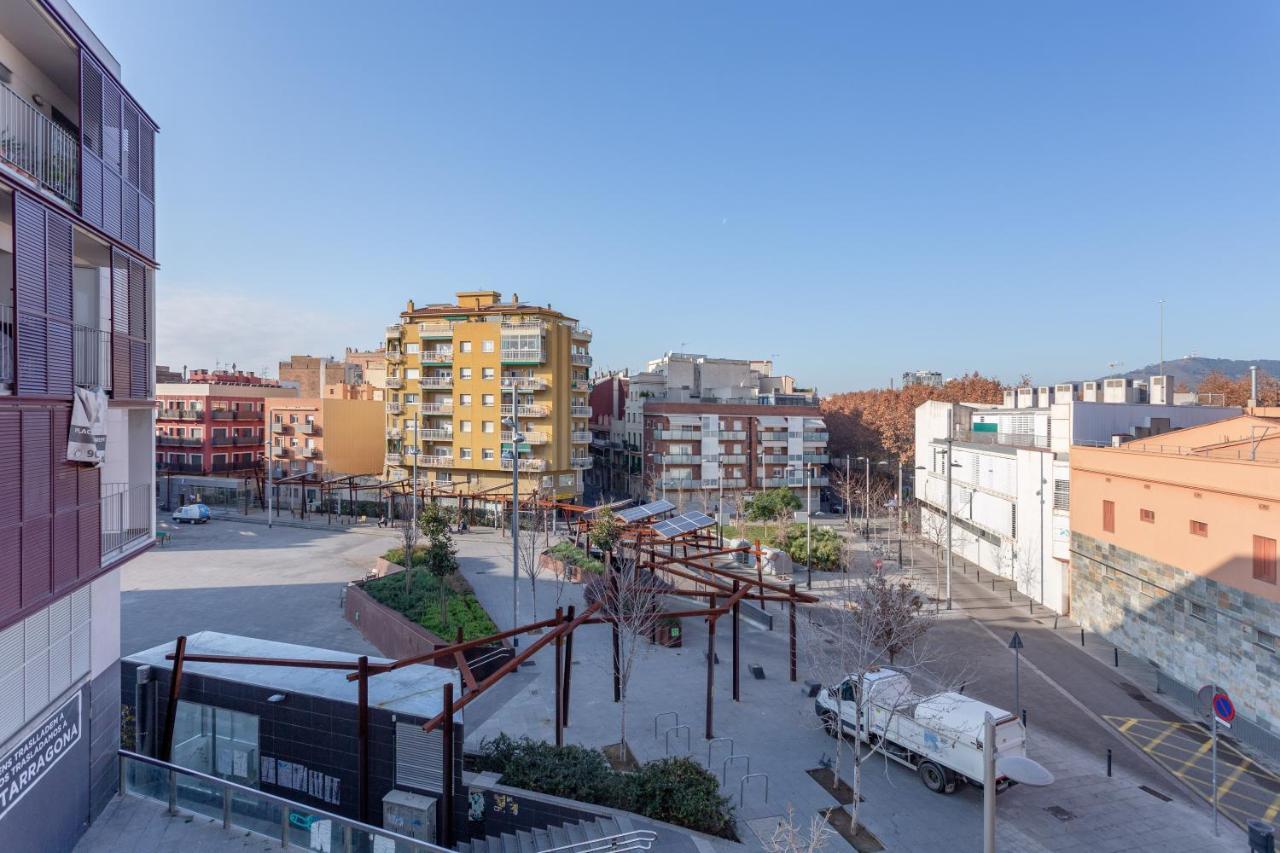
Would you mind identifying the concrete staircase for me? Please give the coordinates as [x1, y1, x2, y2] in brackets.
[456, 815, 639, 853]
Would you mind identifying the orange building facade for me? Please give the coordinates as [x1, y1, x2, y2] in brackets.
[1070, 412, 1280, 736]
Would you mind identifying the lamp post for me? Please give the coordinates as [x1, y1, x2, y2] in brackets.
[504, 387, 523, 648]
[844, 454, 852, 532]
[805, 465, 813, 590]
[945, 434, 954, 610]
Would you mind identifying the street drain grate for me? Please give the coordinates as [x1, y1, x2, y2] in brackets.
[1139, 785, 1172, 802]
[1044, 805, 1075, 821]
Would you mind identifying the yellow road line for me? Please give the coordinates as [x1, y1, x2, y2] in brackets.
[1142, 725, 1181, 755]
[1265, 801, 1280, 822]
[1219, 762, 1249, 798]
[1117, 718, 1138, 734]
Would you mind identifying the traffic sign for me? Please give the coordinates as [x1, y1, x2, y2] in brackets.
[1008, 632, 1024, 650]
[1196, 683, 1225, 721]
[1212, 692, 1235, 727]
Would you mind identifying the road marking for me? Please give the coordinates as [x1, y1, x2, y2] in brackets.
[1117, 718, 1137, 734]
[1219, 762, 1249, 799]
[1142, 725, 1180, 754]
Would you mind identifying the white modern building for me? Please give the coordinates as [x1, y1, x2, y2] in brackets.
[914, 378, 1239, 613]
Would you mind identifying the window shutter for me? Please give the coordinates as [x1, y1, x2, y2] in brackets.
[1255, 536, 1278, 585]
[1102, 500, 1115, 533]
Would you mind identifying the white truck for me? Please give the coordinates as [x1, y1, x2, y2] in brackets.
[815, 667, 1028, 795]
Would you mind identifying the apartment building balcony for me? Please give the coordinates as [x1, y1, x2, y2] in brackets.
[386, 427, 402, 439]
[501, 403, 550, 418]
[501, 348, 546, 365]
[211, 410, 260, 421]
[419, 402, 453, 414]
[571, 456, 593, 469]
[0, 81, 79, 207]
[572, 326, 592, 341]
[270, 422, 289, 434]
[803, 453, 830, 463]
[423, 454, 454, 468]
[706, 478, 747, 488]
[301, 447, 319, 459]
[716, 430, 747, 440]
[272, 446, 288, 458]
[73, 324, 112, 389]
[656, 430, 701, 441]
[803, 432, 830, 443]
[156, 461, 204, 475]
[501, 457, 546, 472]
[100, 482, 151, 558]
[385, 376, 404, 389]
[571, 431, 592, 443]
[386, 401, 403, 414]
[420, 349, 453, 365]
[501, 376, 548, 390]
[500, 320, 545, 334]
[759, 432, 788, 444]
[209, 435, 236, 446]
[660, 478, 701, 489]
[386, 323, 403, 340]
[420, 376, 453, 389]
[570, 405, 592, 418]
[571, 353, 593, 367]
[155, 435, 203, 448]
[420, 428, 454, 441]
[418, 321, 455, 338]
[232, 434, 260, 446]
[762, 475, 830, 488]
[385, 452, 402, 467]
[385, 349, 404, 363]
[157, 408, 204, 421]
[210, 461, 252, 474]
[298, 422, 318, 435]
[0, 305, 12, 389]
[716, 454, 747, 464]
[570, 379, 590, 392]
[502, 430, 548, 444]
[657, 454, 701, 464]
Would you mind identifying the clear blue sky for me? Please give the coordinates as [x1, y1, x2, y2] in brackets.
[74, 0, 1280, 391]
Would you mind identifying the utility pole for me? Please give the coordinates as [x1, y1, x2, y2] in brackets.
[266, 444, 273, 529]
[844, 454, 852, 532]
[945, 428, 954, 611]
[863, 455, 870, 538]
[509, 386, 520, 648]
[805, 466, 812, 590]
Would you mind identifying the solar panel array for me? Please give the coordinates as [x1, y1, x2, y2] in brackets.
[651, 511, 716, 539]
[616, 499, 676, 524]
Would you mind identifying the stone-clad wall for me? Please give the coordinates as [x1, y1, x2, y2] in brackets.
[1071, 532, 1280, 730]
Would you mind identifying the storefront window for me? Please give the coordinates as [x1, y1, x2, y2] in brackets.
[171, 700, 260, 786]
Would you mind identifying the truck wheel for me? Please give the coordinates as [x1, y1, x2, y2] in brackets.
[919, 761, 950, 794]
[821, 712, 840, 738]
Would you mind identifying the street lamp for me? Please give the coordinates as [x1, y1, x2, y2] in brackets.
[503, 387, 523, 647]
[787, 463, 814, 590]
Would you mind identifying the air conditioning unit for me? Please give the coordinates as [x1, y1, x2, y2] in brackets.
[1103, 378, 1136, 404]
[1149, 374, 1174, 405]
[1082, 381, 1101, 403]
[1054, 382, 1082, 403]
[1016, 387, 1038, 408]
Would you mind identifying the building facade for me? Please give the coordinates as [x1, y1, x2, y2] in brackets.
[278, 354, 357, 398]
[619, 353, 828, 510]
[383, 291, 593, 501]
[914, 380, 1239, 613]
[902, 370, 943, 388]
[344, 346, 387, 397]
[0, 3, 158, 849]
[587, 371, 629, 499]
[155, 373, 297, 477]
[265, 397, 385, 478]
[1069, 411, 1280, 742]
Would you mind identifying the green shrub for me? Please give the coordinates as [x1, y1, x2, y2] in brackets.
[362, 569, 497, 641]
[547, 542, 605, 575]
[474, 736, 736, 839]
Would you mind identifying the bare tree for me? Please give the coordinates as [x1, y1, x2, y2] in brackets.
[585, 544, 665, 759]
[516, 498, 551, 623]
[765, 807, 835, 853]
[799, 565, 943, 837]
[400, 514, 419, 593]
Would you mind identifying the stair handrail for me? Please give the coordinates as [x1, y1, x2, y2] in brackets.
[535, 829, 658, 853]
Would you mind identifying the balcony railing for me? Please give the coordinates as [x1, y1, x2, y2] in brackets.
[419, 402, 453, 414]
[500, 320, 545, 333]
[570, 379, 590, 392]
[0, 83, 78, 206]
[659, 478, 701, 489]
[420, 429, 454, 441]
[156, 435, 203, 447]
[571, 431, 592, 443]
[418, 322, 455, 338]
[118, 751, 445, 853]
[501, 348, 546, 364]
[0, 305, 12, 387]
[232, 434, 260, 446]
[73, 324, 111, 389]
[422, 455, 454, 468]
[301, 447, 319, 459]
[270, 422, 289, 434]
[762, 475, 830, 488]
[656, 430, 700, 441]
[803, 432, 830, 443]
[571, 353, 593, 367]
[502, 430, 548, 444]
[211, 410, 259, 421]
[386, 401, 403, 414]
[386, 323, 403, 338]
[158, 408, 204, 421]
[657, 454, 701, 464]
[272, 446, 288, 458]
[500, 403, 550, 418]
[420, 376, 453, 389]
[501, 457, 546, 472]
[952, 428, 1052, 450]
[717, 430, 747, 440]
[299, 422, 317, 435]
[101, 483, 151, 559]
[386, 428, 402, 439]
[570, 405, 592, 418]
[210, 461, 254, 473]
[759, 432, 789, 443]
[420, 350, 453, 364]
[156, 461, 204, 475]
[716, 454, 747, 464]
[385, 376, 404, 389]
[385, 452, 402, 466]
[570, 456, 593, 469]
[500, 376, 547, 390]
[385, 349, 404, 363]
[572, 326, 593, 341]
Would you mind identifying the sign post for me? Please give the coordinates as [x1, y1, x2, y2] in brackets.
[1009, 631, 1024, 718]
[1205, 689, 1235, 837]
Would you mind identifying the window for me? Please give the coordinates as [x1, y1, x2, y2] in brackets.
[405, 368, 420, 380]
[404, 342, 419, 354]
[459, 394, 471, 407]
[459, 341, 472, 353]
[482, 448, 495, 460]
[482, 367, 495, 380]
[1257, 629, 1277, 653]
[460, 368, 472, 380]
[482, 340, 494, 353]
[1189, 520, 1208, 537]
[1190, 602, 1208, 622]
[460, 420, 472, 433]
[1053, 480, 1070, 512]
[289, 414, 298, 424]
[460, 448, 472, 460]
[1103, 500, 1115, 533]
[482, 394, 495, 407]
[482, 421, 495, 434]
[404, 393, 417, 404]
[1139, 508, 1155, 523]
[1255, 535, 1278, 585]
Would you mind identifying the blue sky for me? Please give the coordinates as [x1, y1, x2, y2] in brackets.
[74, 0, 1280, 391]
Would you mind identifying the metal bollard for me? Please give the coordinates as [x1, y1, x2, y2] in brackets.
[1113, 647, 1119, 667]
[1021, 709, 1027, 729]
[1080, 627, 1086, 646]
[1008, 588, 1013, 602]
[1106, 748, 1112, 777]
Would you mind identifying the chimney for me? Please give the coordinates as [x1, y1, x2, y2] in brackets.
[1250, 365, 1258, 408]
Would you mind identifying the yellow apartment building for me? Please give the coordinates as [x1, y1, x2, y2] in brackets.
[383, 291, 593, 500]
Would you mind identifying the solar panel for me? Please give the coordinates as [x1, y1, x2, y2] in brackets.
[616, 499, 677, 524]
[651, 511, 716, 539]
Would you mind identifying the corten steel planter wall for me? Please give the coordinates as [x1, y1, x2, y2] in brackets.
[343, 583, 509, 681]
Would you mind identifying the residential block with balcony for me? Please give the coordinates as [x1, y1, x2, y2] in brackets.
[155, 376, 298, 476]
[382, 291, 593, 499]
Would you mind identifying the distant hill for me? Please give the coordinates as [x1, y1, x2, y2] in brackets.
[1107, 357, 1280, 388]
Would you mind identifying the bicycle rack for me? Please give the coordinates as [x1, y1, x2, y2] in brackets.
[706, 737, 733, 769]
[722, 753, 750, 785]
[664, 724, 691, 756]
[739, 772, 769, 805]
[653, 711, 678, 740]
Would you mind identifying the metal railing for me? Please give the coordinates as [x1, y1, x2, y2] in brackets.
[420, 429, 454, 441]
[101, 483, 151, 558]
[1074, 439, 1280, 465]
[211, 410, 260, 421]
[501, 348, 546, 364]
[72, 324, 112, 388]
[420, 350, 453, 363]
[501, 403, 550, 418]
[118, 750, 447, 853]
[156, 435, 203, 447]
[0, 304, 12, 386]
[423, 455, 455, 467]
[420, 376, 453, 389]
[0, 82, 78, 205]
[386, 402, 403, 414]
[501, 376, 548, 390]
[536, 830, 656, 853]
[570, 456, 593, 469]
[385, 452, 403, 466]
[571, 353, 592, 367]
[953, 428, 1051, 450]
[570, 405, 592, 418]
[501, 457, 546, 472]
[158, 408, 204, 421]
[503, 430, 548, 444]
[385, 376, 405, 389]
[419, 402, 453, 414]
[657, 454, 701, 464]
[571, 431, 592, 443]
[418, 322, 454, 337]
[386, 323, 403, 338]
[655, 430, 700, 441]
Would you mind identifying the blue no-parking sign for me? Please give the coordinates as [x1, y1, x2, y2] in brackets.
[1212, 692, 1235, 727]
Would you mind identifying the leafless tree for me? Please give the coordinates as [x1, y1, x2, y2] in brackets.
[585, 544, 665, 757]
[799, 564, 949, 837]
[400, 514, 419, 593]
[516, 498, 552, 623]
[765, 807, 835, 853]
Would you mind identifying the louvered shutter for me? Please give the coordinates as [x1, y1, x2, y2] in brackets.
[45, 213, 74, 396]
[80, 57, 104, 228]
[394, 723, 444, 791]
[111, 249, 130, 395]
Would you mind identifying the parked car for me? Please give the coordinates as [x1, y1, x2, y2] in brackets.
[172, 503, 211, 524]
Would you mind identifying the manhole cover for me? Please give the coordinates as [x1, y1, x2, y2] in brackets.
[1044, 805, 1075, 821]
